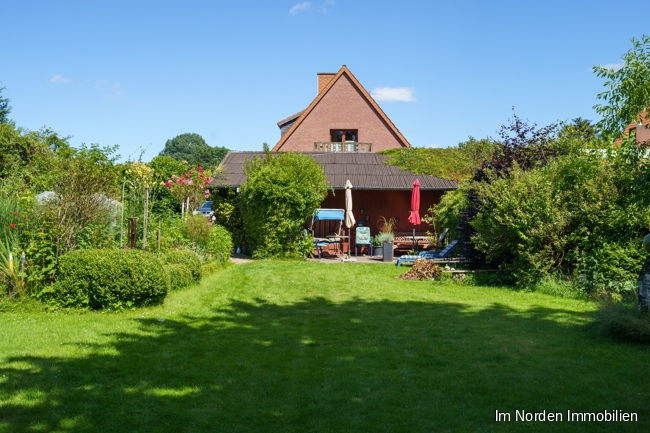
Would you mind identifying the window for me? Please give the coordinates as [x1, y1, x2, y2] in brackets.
[331, 130, 358, 143]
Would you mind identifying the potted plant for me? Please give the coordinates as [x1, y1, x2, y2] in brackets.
[377, 216, 396, 262]
[372, 234, 383, 257]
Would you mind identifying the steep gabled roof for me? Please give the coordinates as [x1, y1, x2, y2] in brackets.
[272, 65, 412, 151]
[214, 151, 457, 190]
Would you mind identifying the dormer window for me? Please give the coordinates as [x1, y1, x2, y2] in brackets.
[331, 130, 358, 143]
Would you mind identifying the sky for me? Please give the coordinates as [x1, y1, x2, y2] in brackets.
[2, 1, 648, 162]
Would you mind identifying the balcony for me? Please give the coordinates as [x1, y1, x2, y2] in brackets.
[314, 142, 372, 152]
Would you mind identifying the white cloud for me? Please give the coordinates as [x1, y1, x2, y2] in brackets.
[602, 62, 624, 71]
[289, 2, 311, 15]
[370, 87, 416, 102]
[96, 80, 123, 99]
[50, 74, 72, 83]
[320, 0, 335, 14]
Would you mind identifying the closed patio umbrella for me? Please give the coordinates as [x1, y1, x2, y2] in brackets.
[407, 179, 421, 252]
[345, 180, 356, 257]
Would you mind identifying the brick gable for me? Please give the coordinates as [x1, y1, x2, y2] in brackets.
[273, 66, 411, 152]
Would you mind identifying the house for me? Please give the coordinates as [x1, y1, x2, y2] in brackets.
[618, 111, 650, 144]
[215, 66, 457, 249]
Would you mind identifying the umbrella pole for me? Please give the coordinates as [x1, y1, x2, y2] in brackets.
[413, 227, 416, 253]
[348, 228, 351, 258]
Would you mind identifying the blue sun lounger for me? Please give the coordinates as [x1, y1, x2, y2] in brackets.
[396, 240, 459, 267]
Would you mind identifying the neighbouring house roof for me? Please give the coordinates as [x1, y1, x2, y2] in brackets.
[617, 110, 650, 145]
[272, 65, 412, 151]
[213, 151, 457, 190]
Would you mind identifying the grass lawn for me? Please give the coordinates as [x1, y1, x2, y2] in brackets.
[1, 261, 649, 432]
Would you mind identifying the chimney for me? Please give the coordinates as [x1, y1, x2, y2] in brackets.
[317, 72, 336, 94]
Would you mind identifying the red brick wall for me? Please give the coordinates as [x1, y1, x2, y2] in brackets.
[281, 74, 407, 152]
[320, 189, 445, 239]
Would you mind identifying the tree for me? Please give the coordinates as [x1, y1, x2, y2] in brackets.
[593, 35, 650, 137]
[159, 133, 229, 168]
[558, 117, 600, 143]
[0, 86, 11, 124]
[239, 151, 328, 258]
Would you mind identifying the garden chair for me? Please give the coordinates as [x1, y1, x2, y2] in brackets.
[396, 240, 459, 267]
[354, 226, 373, 257]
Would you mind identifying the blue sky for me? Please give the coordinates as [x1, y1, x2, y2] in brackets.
[2, 1, 647, 161]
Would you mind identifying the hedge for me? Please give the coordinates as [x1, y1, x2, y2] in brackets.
[41, 249, 170, 309]
[160, 251, 202, 282]
[167, 263, 194, 290]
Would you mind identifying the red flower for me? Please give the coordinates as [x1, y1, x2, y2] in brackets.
[12, 211, 18, 216]
[9, 223, 16, 228]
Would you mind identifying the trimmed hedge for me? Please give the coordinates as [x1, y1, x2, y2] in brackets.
[41, 249, 170, 309]
[160, 251, 202, 282]
[167, 263, 194, 290]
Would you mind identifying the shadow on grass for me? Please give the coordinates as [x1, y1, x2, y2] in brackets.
[1, 298, 648, 432]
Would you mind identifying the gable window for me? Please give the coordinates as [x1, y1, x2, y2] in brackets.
[331, 130, 358, 143]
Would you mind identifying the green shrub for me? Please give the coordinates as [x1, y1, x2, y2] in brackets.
[160, 250, 202, 282]
[201, 261, 222, 276]
[181, 214, 212, 246]
[167, 263, 194, 290]
[41, 249, 169, 309]
[239, 150, 328, 258]
[203, 224, 233, 264]
[592, 302, 650, 344]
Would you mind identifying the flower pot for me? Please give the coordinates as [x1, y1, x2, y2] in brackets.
[374, 245, 383, 257]
[382, 242, 394, 262]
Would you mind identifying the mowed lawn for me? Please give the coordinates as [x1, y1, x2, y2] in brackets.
[1, 261, 649, 433]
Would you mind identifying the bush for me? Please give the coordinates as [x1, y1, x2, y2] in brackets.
[592, 302, 650, 344]
[239, 150, 328, 258]
[167, 263, 194, 290]
[181, 214, 212, 246]
[160, 250, 202, 282]
[201, 261, 222, 276]
[41, 249, 169, 309]
[204, 224, 233, 265]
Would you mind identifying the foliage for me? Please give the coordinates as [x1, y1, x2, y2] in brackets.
[167, 263, 194, 290]
[592, 301, 650, 344]
[147, 155, 187, 216]
[0, 124, 70, 196]
[181, 214, 212, 246]
[558, 117, 601, 144]
[376, 216, 396, 235]
[239, 151, 328, 258]
[381, 137, 495, 182]
[162, 165, 211, 212]
[211, 187, 246, 246]
[474, 108, 559, 182]
[160, 250, 202, 282]
[159, 133, 229, 168]
[36, 144, 119, 258]
[470, 136, 648, 291]
[0, 85, 10, 124]
[203, 224, 233, 265]
[593, 35, 650, 137]
[40, 249, 169, 309]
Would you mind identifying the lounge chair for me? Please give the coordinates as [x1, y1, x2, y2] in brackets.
[396, 240, 459, 267]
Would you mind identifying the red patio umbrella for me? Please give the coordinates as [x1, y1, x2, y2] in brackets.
[407, 179, 421, 252]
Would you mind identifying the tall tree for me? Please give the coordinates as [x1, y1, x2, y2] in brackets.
[593, 35, 650, 137]
[159, 133, 228, 168]
[0, 86, 11, 124]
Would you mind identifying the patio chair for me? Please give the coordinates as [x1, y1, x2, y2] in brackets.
[354, 226, 373, 257]
[396, 240, 459, 267]
[435, 228, 449, 252]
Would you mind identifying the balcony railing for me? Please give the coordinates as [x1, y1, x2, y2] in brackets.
[314, 142, 372, 152]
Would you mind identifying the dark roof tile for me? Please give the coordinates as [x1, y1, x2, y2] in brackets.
[213, 151, 458, 190]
